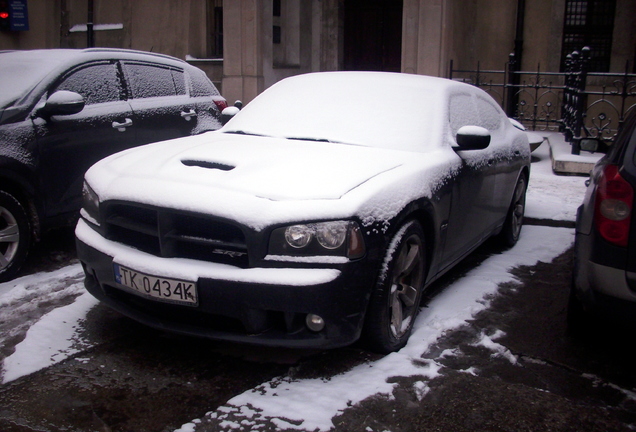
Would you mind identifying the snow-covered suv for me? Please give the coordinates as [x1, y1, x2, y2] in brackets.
[569, 109, 636, 328]
[0, 48, 227, 282]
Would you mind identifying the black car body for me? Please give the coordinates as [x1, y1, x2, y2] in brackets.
[570, 110, 636, 325]
[75, 72, 530, 353]
[0, 48, 227, 281]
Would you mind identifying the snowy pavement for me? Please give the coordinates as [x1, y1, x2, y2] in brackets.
[0, 137, 594, 431]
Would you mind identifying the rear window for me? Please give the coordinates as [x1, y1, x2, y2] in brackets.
[189, 68, 220, 97]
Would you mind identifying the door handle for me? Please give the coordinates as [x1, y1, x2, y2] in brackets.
[112, 118, 133, 132]
[180, 109, 197, 121]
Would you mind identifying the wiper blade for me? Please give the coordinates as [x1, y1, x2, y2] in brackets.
[224, 130, 267, 137]
[287, 136, 336, 143]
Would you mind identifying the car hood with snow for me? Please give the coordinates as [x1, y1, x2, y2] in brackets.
[85, 131, 460, 231]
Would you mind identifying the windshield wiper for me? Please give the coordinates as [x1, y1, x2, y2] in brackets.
[286, 137, 337, 143]
[224, 130, 268, 137]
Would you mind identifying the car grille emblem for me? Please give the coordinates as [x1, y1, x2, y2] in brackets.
[212, 249, 246, 258]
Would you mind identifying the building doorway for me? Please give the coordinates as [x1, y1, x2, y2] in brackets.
[343, 0, 403, 72]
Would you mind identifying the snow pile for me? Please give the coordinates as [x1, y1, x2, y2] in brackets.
[0, 264, 97, 384]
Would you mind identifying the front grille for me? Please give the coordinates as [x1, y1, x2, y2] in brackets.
[103, 202, 249, 267]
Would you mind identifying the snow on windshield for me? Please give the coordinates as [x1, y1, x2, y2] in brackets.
[222, 72, 451, 152]
[0, 50, 78, 109]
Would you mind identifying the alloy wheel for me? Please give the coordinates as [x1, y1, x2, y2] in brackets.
[0, 205, 20, 270]
[388, 234, 425, 339]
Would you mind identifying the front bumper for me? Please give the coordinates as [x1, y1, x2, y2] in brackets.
[75, 219, 376, 349]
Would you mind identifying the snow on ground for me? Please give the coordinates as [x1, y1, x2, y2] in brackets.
[525, 134, 593, 221]
[0, 264, 96, 384]
[0, 137, 590, 429]
[175, 224, 574, 432]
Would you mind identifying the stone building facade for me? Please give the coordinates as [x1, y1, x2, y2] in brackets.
[1, 0, 634, 106]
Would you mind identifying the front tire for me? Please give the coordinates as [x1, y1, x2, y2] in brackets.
[499, 173, 527, 247]
[0, 190, 32, 282]
[363, 220, 427, 353]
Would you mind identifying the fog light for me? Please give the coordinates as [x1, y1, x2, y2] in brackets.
[306, 314, 325, 332]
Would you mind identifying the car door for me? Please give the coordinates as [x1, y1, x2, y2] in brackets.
[33, 60, 136, 220]
[441, 92, 500, 266]
[474, 94, 521, 218]
[121, 61, 198, 144]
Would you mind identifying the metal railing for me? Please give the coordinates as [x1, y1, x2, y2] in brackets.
[449, 48, 636, 154]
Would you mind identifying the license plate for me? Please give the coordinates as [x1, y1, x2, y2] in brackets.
[113, 264, 198, 306]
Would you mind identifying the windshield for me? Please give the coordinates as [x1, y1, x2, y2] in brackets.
[221, 72, 448, 152]
[0, 51, 74, 109]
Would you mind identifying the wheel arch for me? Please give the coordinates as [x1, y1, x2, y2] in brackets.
[383, 198, 440, 278]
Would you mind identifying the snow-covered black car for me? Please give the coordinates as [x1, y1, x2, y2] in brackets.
[76, 72, 530, 353]
[0, 48, 227, 282]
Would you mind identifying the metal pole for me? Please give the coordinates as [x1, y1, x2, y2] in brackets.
[87, 0, 94, 48]
[514, 0, 525, 67]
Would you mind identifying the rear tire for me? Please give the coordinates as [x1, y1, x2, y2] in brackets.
[0, 190, 31, 283]
[363, 220, 427, 354]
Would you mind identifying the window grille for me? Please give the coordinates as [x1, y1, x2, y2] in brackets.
[561, 0, 616, 72]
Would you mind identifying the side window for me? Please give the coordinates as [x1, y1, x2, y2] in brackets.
[123, 63, 185, 98]
[172, 69, 186, 96]
[53, 63, 121, 105]
[449, 93, 479, 136]
[475, 96, 503, 131]
[189, 68, 220, 97]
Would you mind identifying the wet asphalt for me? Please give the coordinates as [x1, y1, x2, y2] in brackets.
[1, 222, 635, 431]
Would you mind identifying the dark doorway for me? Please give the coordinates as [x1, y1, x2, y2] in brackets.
[343, 0, 403, 72]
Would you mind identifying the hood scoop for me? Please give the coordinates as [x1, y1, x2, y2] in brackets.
[181, 159, 235, 171]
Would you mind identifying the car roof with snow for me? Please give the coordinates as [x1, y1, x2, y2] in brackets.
[221, 71, 486, 152]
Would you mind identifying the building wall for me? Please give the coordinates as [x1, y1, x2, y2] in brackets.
[612, 0, 636, 73]
[0, 0, 60, 49]
[2, 0, 634, 104]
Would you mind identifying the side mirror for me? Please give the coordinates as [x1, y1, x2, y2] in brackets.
[456, 125, 491, 150]
[37, 90, 85, 118]
[220, 100, 242, 125]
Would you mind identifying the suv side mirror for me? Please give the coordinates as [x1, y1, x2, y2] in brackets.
[37, 90, 86, 118]
[455, 125, 491, 150]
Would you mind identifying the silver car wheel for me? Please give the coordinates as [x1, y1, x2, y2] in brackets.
[388, 234, 425, 339]
[0, 205, 20, 270]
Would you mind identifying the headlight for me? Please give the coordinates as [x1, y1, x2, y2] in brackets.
[314, 221, 348, 249]
[269, 221, 365, 259]
[81, 181, 100, 225]
[285, 225, 314, 248]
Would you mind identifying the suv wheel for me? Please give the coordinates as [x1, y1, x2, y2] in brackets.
[0, 190, 31, 282]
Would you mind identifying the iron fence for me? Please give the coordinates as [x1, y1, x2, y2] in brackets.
[449, 48, 636, 154]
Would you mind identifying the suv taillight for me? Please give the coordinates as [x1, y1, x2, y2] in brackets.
[214, 99, 229, 112]
[594, 164, 634, 247]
